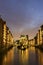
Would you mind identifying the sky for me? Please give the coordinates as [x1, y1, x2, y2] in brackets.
[0, 0, 43, 40]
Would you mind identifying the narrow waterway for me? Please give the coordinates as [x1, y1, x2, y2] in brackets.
[0, 47, 43, 65]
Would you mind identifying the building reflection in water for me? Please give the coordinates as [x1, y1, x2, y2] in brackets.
[0, 53, 4, 65]
[38, 50, 43, 65]
[1, 48, 14, 65]
[19, 49, 29, 65]
[29, 47, 39, 65]
[0, 47, 43, 65]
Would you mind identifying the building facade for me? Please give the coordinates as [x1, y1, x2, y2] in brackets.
[20, 35, 29, 47]
[29, 39, 35, 46]
[0, 18, 14, 48]
[0, 18, 7, 47]
[34, 25, 43, 46]
[29, 25, 43, 46]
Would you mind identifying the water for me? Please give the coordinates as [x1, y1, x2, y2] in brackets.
[0, 47, 43, 65]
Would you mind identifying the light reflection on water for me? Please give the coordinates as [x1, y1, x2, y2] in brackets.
[0, 47, 43, 65]
[18, 49, 29, 65]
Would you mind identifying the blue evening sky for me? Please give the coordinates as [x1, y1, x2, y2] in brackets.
[0, 0, 43, 40]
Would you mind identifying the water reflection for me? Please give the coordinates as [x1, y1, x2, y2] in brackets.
[0, 53, 4, 65]
[38, 50, 43, 65]
[0, 47, 43, 65]
[0, 48, 14, 65]
[29, 47, 40, 65]
[19, 49, 29, 65]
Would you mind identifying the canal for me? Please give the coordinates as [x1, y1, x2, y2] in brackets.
[0, 47, 43, 65]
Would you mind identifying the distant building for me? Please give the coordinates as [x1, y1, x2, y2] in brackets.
[20, 35, 29, 47]
[26, 35, 29, 40]
[29, 39, 35, 46]
[29, 25, 43, 46]
[37, 30, 40, 45]
[16, 40, 20, 44]
[40, 25, 43, 45]
[34, 25, 43, 46]
[34, 35, 37, 45]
